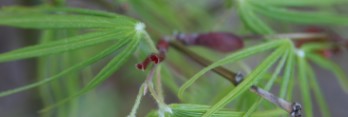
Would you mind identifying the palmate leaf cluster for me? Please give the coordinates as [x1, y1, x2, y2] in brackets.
[0, 5, 149, 116]
[0, 0, 347, 117]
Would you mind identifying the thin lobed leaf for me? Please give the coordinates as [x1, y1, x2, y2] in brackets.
[0, 6, 121, 18]
[49, 55, 67, 117]
[40, 33, 141, 112]
[237, 1, 274, 34]
[9, 31, 114, 54]
[234, 91, 257, 111]
[51, 7, 123, 18]
[249, 0, 347, 7]
[0, 30, 129, 63]
[300, 43, 333, 52]
[37, 30, 56, 117]
[305, 61, 331, 117]
[171, 104, 242, 117]
[60, 30, 82, 117]
[178, 39, 287, 99]
[252, 3, 348, 26]
[306, 53, 348, 93]
[243, 49, 289, 116]
[297, 56, 313, 117]
[286, 71, 296, 100]
[202, 45, 288, 117]
[0, 14, 134, 29]
[146, 104, 287, 117]
[39, 29, 80, 117]
[0, 38, 131, 97]
[280, 49, 295, 98]
[37, 30, 62, 117]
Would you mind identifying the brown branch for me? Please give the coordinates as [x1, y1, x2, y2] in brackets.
[169, 41, 302, 117]
[242, 32, 328, 40]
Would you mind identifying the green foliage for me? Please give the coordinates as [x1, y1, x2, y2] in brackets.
[0, 0, 347, 117]
[0, 6, 134, 29]
[146, 104, 287, 117]
[0, 5, 146, 117]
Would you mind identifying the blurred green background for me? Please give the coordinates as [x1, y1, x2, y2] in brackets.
[0, 0, 348, 117]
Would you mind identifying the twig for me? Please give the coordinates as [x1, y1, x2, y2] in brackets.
[169, 41, 302, 117]
[242, 32, 328, 40]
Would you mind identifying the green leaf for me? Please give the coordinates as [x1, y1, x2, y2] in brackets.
[40, 33, 141, 112]
[252, 3, 348, 26]
[306, 53, 348, 93]
[243, 49, 289, 116]
[305, 62, 331, 117]
[178, 39, 288, 100]
[146, 104, 287, 117]
[0, 14, 134, 29]
[0, 30, 129, 63]
[237, 1, 274, 34]
[297, 56, 313, 117]
[1, 6, 121, 18]
[0, 6, 137, 29]
[279, 49, 295, 98]
[249, 0, 347, 7]
[76, 33, 140, 98]
[0, 38, 130, 97]
[300, 43, 333, 52]
[202, 45, 288, 117]
[37, 30, 56, 117]
[172, 104, 244, 117]
[51, 7, 122, 18]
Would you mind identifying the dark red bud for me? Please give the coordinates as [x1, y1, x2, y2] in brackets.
[150, 53, 165, 64]
[136, 63, 145, 71]
[176, 32, 244, 53]
[136, 39, 169, 71]
[136, 57, 151, 71]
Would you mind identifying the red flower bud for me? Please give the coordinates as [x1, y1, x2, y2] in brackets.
[136, 40, 169, 71]
[150, 53, 165, 64]
[176, 32, 244, 53]
[136, 57, 151, 71]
